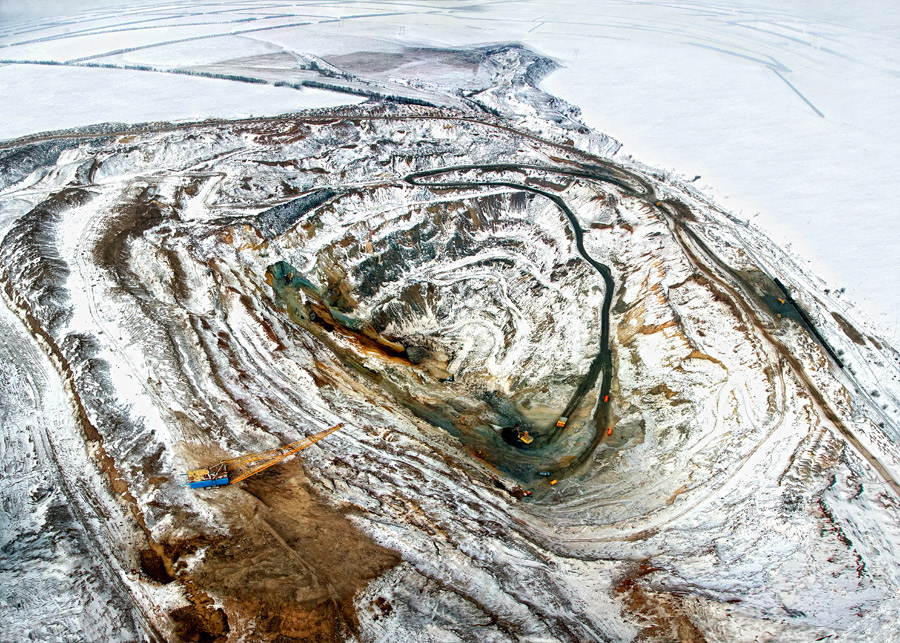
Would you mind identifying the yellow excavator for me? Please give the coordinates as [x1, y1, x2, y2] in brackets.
[185, 423, 343, 489]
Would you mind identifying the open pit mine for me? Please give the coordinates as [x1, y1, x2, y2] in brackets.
[1, 45, 900, 643]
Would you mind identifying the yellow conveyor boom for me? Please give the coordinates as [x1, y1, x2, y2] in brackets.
[186, 423, 343, 488]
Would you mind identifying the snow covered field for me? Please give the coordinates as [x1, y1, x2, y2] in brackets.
[1, 2, 900, 643]
[0, 63, 365, 139]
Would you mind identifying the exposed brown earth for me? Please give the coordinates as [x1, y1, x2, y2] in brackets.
[162, 460, 400, 642]
[616, 563, 708, 643]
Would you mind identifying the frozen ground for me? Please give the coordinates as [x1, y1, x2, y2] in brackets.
[0, 63, 365, 139]
[1, 3, 900, 643]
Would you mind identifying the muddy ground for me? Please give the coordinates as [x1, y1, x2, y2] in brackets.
[161, 460, 400, 643]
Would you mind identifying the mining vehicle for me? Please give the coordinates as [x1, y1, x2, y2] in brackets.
[185, 423, 343, 489]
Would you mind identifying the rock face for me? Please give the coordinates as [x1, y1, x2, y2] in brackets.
[1, 45, 900, 643]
